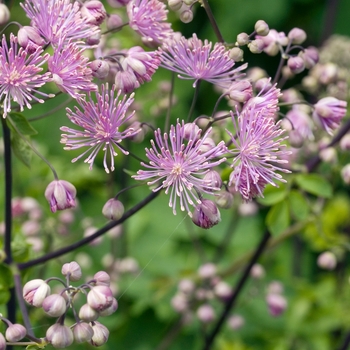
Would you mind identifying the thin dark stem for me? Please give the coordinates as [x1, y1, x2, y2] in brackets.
[337, 332, 350, 350]
[17, 190, 160, 270]
[319, 0, 341, 45]
[201, 0, 225, 43]
[187, 80, 201, 122]
[203, 230, 271, 350]
[165, 72, 176, 133]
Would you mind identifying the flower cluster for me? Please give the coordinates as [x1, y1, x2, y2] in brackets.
[22, 262, 117, 348]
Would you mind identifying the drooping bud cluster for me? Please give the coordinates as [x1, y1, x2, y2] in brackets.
[21, 262, 117, 348]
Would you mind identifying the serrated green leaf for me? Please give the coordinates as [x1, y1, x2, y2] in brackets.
[295, 174, 332, 198]
[289, 190, 310, 221]
[11, 132, 32, 168]
[257, 183, 287, 206]
[266, 201, 290, 236]
[8, 112, 37, 135]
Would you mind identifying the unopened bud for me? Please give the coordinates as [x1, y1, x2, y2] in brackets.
[340, 134, 350, 151]
[23, 279, 51, 307]
[46, 324, 74, 348]
[5, 323, 27, 342]
[99, 297, 118, 316]
[61, 261, 82, 281]
[288, 27, 307, 44]
[203, 170, 222, 191]
[87, 285, 114, 311]
[192, 199, 221, 229]
[0, 4, 10, 25]
[180, 9, 193, 23]
[90, 322, 109, 346]
[317, 251, 337, 270]
[171, 293, 189, 313]
[229, 47, 244, 61]
[90, 59, 110, 79]
[266, 293, 287, 317]
[168, 0, 183, 11]
[93, 271, 111, 286]
[42, 294, 67, 317]
[215, 190, 234, 209]
[106, 13, 123, 30]
[178, 279, 195, 294]
[73, 322, 94, 343]
[81, 0, 107, 25]
[250, 263, 265, 279]
[236, 32, 249, 46]
[254, 20, 269, 36]
[198, 263, 217, 279]
[0, 333, 6, 350]
[299, 46, 319, 69]
[287, 56, 305, 74]
[79, 303, 100, 322]
[197, 304, 215, 323]
[248, 39, 265, 54]
[228, 314, 245, 330]
[102, 198, 125, 221]
[198, 137, 215, 153]
[319, 147, 337, 164]
[214, 281, 232, 300]
[267, 281, 284, 294]
[18, 26, 45, 52]
[45, 180, 76, 213]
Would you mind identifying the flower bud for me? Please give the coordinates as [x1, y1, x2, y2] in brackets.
[229, 47, 244, 61]
[288, 27, 307, 44]
[203, 170, 222, 191]
[267, 281, 284, 294]
[238, 201, 258, 216]
[5, 323, 27, 342]
[192, 199, 221, 229]
[73, 322, 94, 343]
[79, 303, 100, 322]
[23, 279, 51, 307]
[86, 31, 101, 46]
[287, 56, 305, 74]
[340, 134, 350, 151]
[299, 46, 319, 69]
[87, 285, 114, 311]
[266, 293, 287, 317]
[250, 263, 265, 279]
[107, 0, 131, 6]
[180, 9, 193, 23]
[81, 0, 107, 25]
[42, 294, 67, 317]
[99, 297, 118, 316]
[178, 279, 195, 294]
[18, 26, 45, 52]
[168, 0, 183, 11]
[90, 322, 109, 346]
[215, 190, 233, 209]
[254, 20, 269, 36]
[319, 147, 337, 164]
[46, 324, 74, 348]
[317, 251, 337, 270]
[182, 122, 201, 141]
[171, 293, 189, 313]
[90, 59, 110, 79]
[45, 180, 76, 213]
[228, 315, 245, 330]
[197, 304, 215, 323]
[102, 198, 125, 221]
[0, 332, 6, 350]
[198, 137, 215, 153]
[214, 281, 232, 300]
[115, 70, 139, 93]
[93, 271, 111, 286]
[198, 263, 217, 279]
[248, 39, 265, 54]
[228, 80, 253, 103]
[106, 14, 123, 30]
[61, 261, 82, 281]
[0, 4, 10, 25]
[236, 32, 249, 46]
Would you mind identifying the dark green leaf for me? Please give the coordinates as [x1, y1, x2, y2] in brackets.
[8, 112, 37, 135]
[11, 132, 32, 168]
[295, 174, 332, 198]
[257, 183, 287, 206]
[288, 190, 310, 221]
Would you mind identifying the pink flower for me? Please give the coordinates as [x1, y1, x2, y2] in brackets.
[61, 84, 138, 172]
[313, 97, 347, 135]
[127, 0, 173, 46]
[45, 180, 77, 213]
[133, 121, 227, 215]
[160, 34, 247, 88]
[0, 34, 52, 118]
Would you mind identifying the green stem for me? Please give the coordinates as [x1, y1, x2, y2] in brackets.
[187, 80, 201, 122]
[200, 0, 225, 43]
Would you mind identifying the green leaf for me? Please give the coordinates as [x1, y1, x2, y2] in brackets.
[0, 264, 13, 289]
[288, 190, 310, 221]
[266, 201, 290, 236]
[11, 132, 32, 168]
[295, 174, 332, 198]
[7, 112, 37, 135]
[257, 183, 288, 206]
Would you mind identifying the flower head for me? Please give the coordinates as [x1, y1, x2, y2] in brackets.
[61, 84, 138, 172]
[0, 33, 52, 118]
[160, 34, 247, 88]
[227, 107, 290, 201]
[313, 96, 347, 135]
[21, 0, 99, 47]
[127, 0, 173, 46]
[48, 40, 97, 98]
[133, 121, 227, 215]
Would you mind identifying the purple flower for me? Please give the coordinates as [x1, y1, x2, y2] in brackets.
[21, 0, 99, 47]
[313, 97, 347, 135]
[133, 121, 227, 215]
[60, 84, 138, 173]
[0, 33, 52, 118]
[45, 180, 77, 213]
[192, 199, 221, 229]
[226, 107, 290, 201]
[127, 0, 173, 46]
[160, 34, 247, 88]
[48, 40, 97, 98]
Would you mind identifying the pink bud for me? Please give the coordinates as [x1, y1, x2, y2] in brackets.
[106, 14, 123, 30]
[248, 39, 265, 54]
[317, 251, 337, 270]
[299, 46, 319, 69]
[0, 4, 10, 25]
[254, 20, 269, 36]
[228, 314, 245, 330]
[23, 279, 51, 307]
[42, 294, 67, 317]
[182, 122, 201, 141]
[178, 279, 195, 294]
[215, 190, 234, 209]
[79, 303, 100, 322]
[18, 26, 45, 52]
[0, 333, 6, 350]
[192, 199, 221, 229]
[287, 56, 305, 74]
[266, 293, 287, 316]
[99, 297, 118, 316]
[288, 27, 307, 44]
[81, 0, 107, 25]
[5, 323, 27, 342]
[93, 271, 111, 286]
[90, 322, 109, 346]
[90, 59, 110, 79]
[198, 263, 217, 279]
[214, 281, 232, 300]
[203, 170, 222, 191]
[228, 47, 244, 61]
[171, 293, 189, 313]
[73, 322, 94, 343]
[102, 198, 125, 221]
[236, 33, 249, 46]
[61, 261, 82, 281]
[87, 285, 114, 311]
[46, 324, 74, 348]
[115, 70, 139, 93]
[44, 180, 76, 213]
[250, 263, 265, 279]
[197, 304, 215, 323]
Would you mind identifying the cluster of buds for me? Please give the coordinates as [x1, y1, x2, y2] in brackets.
[22, 262, 117, 348]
